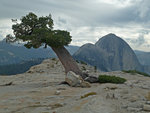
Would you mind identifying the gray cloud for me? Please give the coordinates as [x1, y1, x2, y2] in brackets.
[0, 0, 150, 26]
[0, 0, 150, 51]
[58, 17, 67, 24]
[126, 29, 150, 50]
[132, 35, 146, 46]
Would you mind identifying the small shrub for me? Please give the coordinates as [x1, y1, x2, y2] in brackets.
[51, 58, 56, 61]
[82, 66, 86, 71]
[76, 60, 79, 63]
[122, 70, 136, 75]
[98, 75, 126, 84]
[122, 70, 150, 77]
[80, 61, 87, 65]
[56, 60, 59, 64]
[81, 92, 97, 99]
[94, 66, 97, 72]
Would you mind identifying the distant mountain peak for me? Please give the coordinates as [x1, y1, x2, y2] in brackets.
[74, 33, 143, 72]
[95, 33, 124, 47]
[81, 43, 94, 48]
[100, 33, 121, 40]
[105, 33, 117, 37]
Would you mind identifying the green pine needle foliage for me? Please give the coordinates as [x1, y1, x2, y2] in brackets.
[122, 70, 150, 77]
[6, 12, 72, 48]
[98, 75, 126, 84]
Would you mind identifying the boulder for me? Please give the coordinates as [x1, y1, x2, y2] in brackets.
[143, 104, 150, 111]
[81, 72, 89, 79]
[65, 71, 91, 87]
[84, 76, 98, 83]
[146, 101, 150, 105]
[80, 81, 91, 88]
[129, 95, 139, 102]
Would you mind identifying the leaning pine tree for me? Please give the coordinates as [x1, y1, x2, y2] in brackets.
[6, 12, 84, 78]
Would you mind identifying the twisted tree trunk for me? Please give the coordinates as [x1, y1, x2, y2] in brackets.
[51, 46, 98, 83]
[51, 46, 82, 76]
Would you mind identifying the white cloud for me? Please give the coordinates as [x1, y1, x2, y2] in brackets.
[98, 0, 134, 7]
[0, 0, 150, 51]
[69, 25, 150, 52]
[0, 19, 12, 39]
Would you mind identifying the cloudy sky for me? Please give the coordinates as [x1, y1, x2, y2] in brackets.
[0, 0, 150, 51]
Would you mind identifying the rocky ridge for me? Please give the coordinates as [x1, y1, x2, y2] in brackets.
[0, 59, 150, 113]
